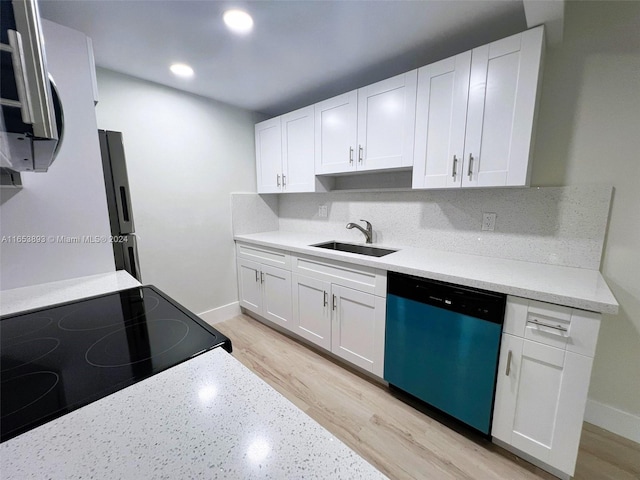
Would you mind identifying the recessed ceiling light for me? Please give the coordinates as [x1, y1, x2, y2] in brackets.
[223, 9, 253, 35]
[170, 63, 194, 78]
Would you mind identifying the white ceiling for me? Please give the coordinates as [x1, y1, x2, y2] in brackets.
[39, 1, 528, 116]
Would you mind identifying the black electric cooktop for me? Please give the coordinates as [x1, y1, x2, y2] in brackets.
[0, 286, 232, 443]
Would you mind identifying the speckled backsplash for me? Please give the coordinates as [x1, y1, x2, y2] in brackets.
[232, 185, 612, 270]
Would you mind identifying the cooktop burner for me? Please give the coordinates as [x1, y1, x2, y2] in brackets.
[0, 286, 231, 443]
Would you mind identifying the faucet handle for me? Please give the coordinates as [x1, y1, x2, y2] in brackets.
[360, 219, 372, 230]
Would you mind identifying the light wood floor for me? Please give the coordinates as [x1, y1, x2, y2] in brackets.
[215, 315, 640, 480]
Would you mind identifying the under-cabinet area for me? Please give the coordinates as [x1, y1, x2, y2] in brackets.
[254, 25, 544, 193]
[234, 236, 613, 480]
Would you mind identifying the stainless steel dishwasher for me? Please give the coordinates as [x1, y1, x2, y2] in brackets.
[384, 272, 506, 435]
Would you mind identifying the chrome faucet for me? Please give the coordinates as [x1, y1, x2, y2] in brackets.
[346, 219, 373, 244]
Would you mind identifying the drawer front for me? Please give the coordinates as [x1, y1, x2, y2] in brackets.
[505, 296, 601, 356]
[236, 242, 291, 269]
[292, 254, 386, 297]
[524, 300, 572, 350]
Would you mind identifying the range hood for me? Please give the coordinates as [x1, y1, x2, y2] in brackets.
[0, 0, 63, 173]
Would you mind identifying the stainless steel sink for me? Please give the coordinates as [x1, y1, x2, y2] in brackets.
[311, 241, 397, 257]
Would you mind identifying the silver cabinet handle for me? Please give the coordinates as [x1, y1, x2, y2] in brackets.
[506, 350, 512, 376]
[452, 155, 458, 178]
[3, 30, 33, 124]
[276, 174, 281, 187]
[255, 270, 259, 282]
[349, 147, 354, 165]
[260, 271, 264, 284]
[332, 294, 337, 311]
[358, 145, 363, 164]
[529, 318, 568, 332]
[468, 154, 474, 179]
[282, 174, 286, 187]
[323, 291, 328, 307]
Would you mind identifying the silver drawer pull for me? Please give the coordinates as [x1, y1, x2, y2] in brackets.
[323, 291, 328, 307]
[506, 350, 512, 376]
[529, 318, 568, 332]
[451, 155, 458, 178]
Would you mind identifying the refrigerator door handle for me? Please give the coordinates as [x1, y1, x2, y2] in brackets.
[106, 131, 135, 234]
[122, 234, 141, 282]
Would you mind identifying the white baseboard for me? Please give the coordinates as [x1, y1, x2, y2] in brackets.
[198, 301, 241, 325]
[584, 399, 640, 443]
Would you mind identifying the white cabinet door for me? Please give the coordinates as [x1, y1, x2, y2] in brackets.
[281, 106, 315, 192]
[331, 285, 385, 377]
[493, 334, 593, 476]
[357, 71, 417, 171]
[463, 27, 544, 187]
[261, 264, 292, 329]
[314, 91, 358, 174]
[292, 274, 331, 350]
[255, 117, 283, 193]
[237, 258, 262, 314]
[413, 53, 471, 188]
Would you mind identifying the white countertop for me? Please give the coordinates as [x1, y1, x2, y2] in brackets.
[0, 348, 386, 479]
[235, 231, 618, 314]
[0, 271, 141, 316]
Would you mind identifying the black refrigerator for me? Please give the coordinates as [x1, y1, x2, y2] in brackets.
[98, 130, 141, 281]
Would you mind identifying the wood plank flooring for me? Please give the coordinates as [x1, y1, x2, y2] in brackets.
[215, 314, 640, 480]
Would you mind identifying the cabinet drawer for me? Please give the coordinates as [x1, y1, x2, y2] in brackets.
[236, 242, 291, 269]
[291, 254, 386, 297]
[504, 297, 601, 357]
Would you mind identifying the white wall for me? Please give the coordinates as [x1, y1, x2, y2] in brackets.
[530, 1, 640, 435]
[0, 21, 115, 290]
[94, 69, 258, 315]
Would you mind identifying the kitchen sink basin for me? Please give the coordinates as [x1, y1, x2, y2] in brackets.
[311, 241, 397, 257]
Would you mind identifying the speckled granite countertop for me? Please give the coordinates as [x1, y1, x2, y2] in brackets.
[0, 348, 387, 479]
[0, 271, 141, 316]
[235, 231, 618, 314]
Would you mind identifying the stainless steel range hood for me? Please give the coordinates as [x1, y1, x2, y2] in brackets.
[1, 0, 63, 173]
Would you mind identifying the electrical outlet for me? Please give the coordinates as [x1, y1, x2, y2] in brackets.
[318, 205, 328, 218]
[482, 213, 496, 231]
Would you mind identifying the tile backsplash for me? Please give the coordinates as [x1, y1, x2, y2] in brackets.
[232, 185, 612, 270]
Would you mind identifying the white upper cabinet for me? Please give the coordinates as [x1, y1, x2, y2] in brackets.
[255, 117, 283, 193]
[357, 72, 417, 171]
[413, 26, 545, 189]
[412, 52, 471, 189]
[314, 91, 358, 174]
[281, 106, 316, 192]
[256, 106, 316, 193]
[315, 71, 417, 175]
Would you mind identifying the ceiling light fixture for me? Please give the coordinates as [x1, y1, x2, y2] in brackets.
[170, 63, 194, 78]
[223, 9, 253, 35]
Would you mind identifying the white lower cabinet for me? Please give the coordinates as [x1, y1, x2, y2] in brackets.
[291, 273, 385, 377]
[237, 257, 292, 330]
[492, 297, 601, 478]
[237, 241, 387, 378]
[291, 274, 332, 350]
[331, 285, 386, 376]
[291, 270, 386, 378]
